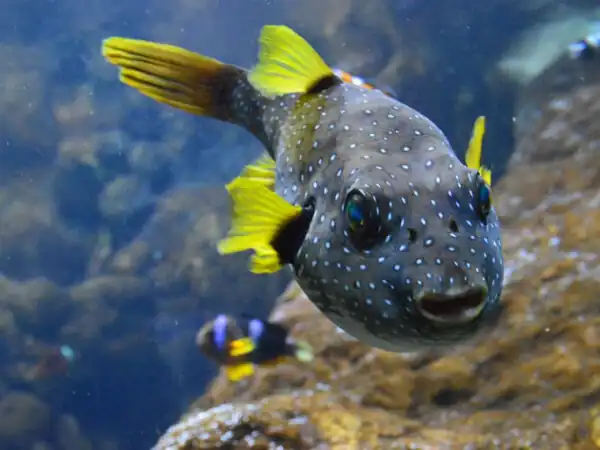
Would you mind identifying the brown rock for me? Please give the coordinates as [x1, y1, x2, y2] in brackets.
[0, 276, 71, 329]
[56, 414, 92, 450]
[60, 275, 152, 343]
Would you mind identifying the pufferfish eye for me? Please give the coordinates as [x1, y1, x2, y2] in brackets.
[344, 189, 384, 251]
[477, 178, 492, 221]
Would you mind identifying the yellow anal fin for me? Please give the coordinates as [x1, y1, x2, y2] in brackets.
[225, 363, 255, 382]
[465, 116, 492, 186]
[101, 37, 240, 119]
[229, 337, 256, 357]
[248, 25, 335, 97]
[239, 152, 276, 190]
[217, 176, 302, 274]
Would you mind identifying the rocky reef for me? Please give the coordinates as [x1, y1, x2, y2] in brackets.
[152, 41, 600, 450]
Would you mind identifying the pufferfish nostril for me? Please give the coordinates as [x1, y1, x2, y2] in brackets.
[407, 228, 418, 243]
[448, 218, 459, 233]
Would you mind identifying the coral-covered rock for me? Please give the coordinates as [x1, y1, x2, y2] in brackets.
[106, 185, 290, 318]
[0, 174, 93, 286]
[0, 391, 51, 448]
[59, 275, 154, 345]
[56, 414, 92, 450]
[0, 275, 70, 331]
[152, 54, 600, 450]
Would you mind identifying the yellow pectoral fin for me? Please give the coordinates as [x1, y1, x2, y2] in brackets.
[248, 25, 334, 97]
[465, 116, 485, 170]
[250, 245, 284, 274]
[465, 115, 492, 185]
[480, 166, 492, 186]
[217, 177, 302, 274]
[243, 153, 276, 175]
[229, 338, 256, 357]
[225, 363, 255, 381]
[239, 153, 276, 189]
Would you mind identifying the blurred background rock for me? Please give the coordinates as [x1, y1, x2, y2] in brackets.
[1, 0, 600, 448]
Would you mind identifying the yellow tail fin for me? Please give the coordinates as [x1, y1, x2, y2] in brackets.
[465, 116, 492, 186]
[102, 37, 241, 119]
[217, 176, 302, 274]
[248, 25, 334, 97]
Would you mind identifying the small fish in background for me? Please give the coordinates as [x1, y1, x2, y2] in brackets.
[332, 67, 398, 98]
[568, 25, 600, 61]
[195, 314, 314, 382]
[28, 344, 76, 380]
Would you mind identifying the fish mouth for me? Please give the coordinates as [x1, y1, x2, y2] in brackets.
[415, 286, 488, 325]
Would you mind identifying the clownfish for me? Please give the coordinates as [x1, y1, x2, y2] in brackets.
[195, 314, 313, 381]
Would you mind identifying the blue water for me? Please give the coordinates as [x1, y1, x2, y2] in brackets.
[0, 0, 590, 448]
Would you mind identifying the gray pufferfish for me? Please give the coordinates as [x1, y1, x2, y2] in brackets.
[101, 24, 504, 353]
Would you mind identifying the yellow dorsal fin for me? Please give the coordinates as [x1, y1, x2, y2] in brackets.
[465, 116, 492, 186]
[225, 363, 255, 381]
[248, 25, 334, 97]
[217, 176, 302, 274]
[238, 152, 276, 189]
[229, 337, 256, 357]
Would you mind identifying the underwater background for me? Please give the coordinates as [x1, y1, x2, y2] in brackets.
[2, 0, 600, 448]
